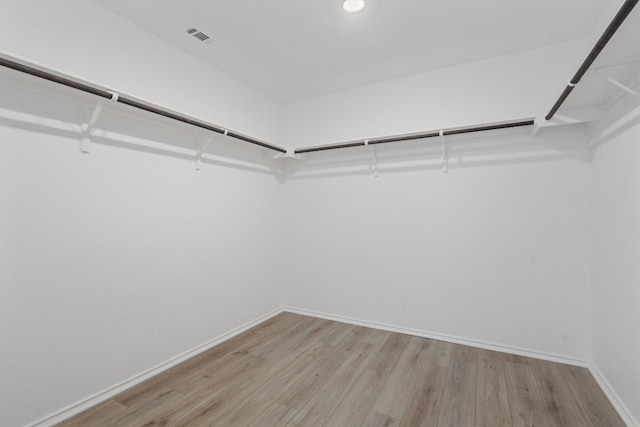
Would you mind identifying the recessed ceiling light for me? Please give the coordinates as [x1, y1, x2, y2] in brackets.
[343, 0, 365, 13]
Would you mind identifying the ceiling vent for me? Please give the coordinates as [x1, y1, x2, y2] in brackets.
[186, 25, 215, 44]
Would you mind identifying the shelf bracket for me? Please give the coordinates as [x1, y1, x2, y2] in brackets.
[592, 70, 639, 97]
[365, 140, 380, 177]
[278, 149, 302, 160]
[80, 102, 104, 153]
[605, 77, 639, 97]
[79, 91, 118, 153]
[195, 134, 214, 170]
[531, 118, 542, 137]
[440, 130, 448, 173]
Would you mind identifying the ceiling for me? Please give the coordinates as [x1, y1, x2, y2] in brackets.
[96, 0, 613, 103]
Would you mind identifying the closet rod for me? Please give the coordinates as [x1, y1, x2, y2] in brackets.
[0, 57, 287, 153]
[545, 0, 638, 120]
[294, 119, 535, 154]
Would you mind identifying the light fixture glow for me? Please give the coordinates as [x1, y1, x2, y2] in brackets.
[343, 0, 365, 13]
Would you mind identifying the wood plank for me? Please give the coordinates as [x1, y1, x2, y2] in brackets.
[398, 363, 447, 427]
[113, 387, 201, 427]
[320, 322, 362, 346]
[172, 348, 302, 426]
[475, 349, 512, 427]
[504, 361, 551, 427]
[372, 335, 432, 419]
[57, 400, 127, 427]
[285, 341, 376, 426]
[247, 315, 323, 359]
[336, 325, 378, 351]
[367, 331, 411, 376]
[170, 351, 267, 395]
[437, 344, 477, 427]
[212, 344, 335, 426]
[105, 388, 184, 427]
[246, 402, 298, 427]
[276, 340, 359, 409]
[530, 359, 591, 426]
[429, 339, 454, 368]
[285, 318, 337, 352]
[363, 411, 399, 427]
[322, 368, 388, 426]
[561, 365, 626, 427]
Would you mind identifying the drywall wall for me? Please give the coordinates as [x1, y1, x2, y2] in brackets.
[590, 91, 640, 425]
[0, 0, 281, 144]
[0, 79, 283, 427]
[281, 127, 593, 361]
[281, 38, 592, 148]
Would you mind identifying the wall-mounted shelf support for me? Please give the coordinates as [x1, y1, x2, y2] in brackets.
[279, 149, 302, 160]
[534, 106, 605, 136]
[79, 91, 118, 153]
[608, 79, 638, 97]
[364, 140, 380, 177]
[531, 118, 542, 137]
[605, 75, 640, 109]
[592, 71, 639, 98]
[195, 134, 215, 170]
[440, 130, 448, 173]
[80, 102, 104, 153]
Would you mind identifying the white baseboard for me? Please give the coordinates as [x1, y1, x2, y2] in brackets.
[27, 308, 284, 427]
[589, 363, 639, 427]
[284, 306, 589, 367]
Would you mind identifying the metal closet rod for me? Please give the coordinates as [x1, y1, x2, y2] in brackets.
[0, 57, 287, 153]
[545, 0, 638, 120]
[294, 119, 535, 154]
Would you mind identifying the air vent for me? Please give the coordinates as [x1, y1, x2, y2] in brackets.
[186, 25, 215, 45]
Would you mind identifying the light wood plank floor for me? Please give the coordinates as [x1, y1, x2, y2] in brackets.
[58, 312, 625, 427]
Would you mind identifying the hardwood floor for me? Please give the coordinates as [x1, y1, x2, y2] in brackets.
[57, 312, 625, 427]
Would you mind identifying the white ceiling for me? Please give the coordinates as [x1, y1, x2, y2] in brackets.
[98, 0, 613, 103]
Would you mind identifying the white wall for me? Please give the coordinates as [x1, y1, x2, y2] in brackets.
[590, 91, 640, 425]
[0, 0, 281, 144]
[281, 129, 593, 361]
[281, 39, 591, 148]
[0, 80, 283, 427]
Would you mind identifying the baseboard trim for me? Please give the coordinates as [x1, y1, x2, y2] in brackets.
[26, 308, 284, 427]
[589, 363, 639, 427]
[284, 306, 589, 367]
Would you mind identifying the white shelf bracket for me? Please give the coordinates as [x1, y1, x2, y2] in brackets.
[531, 118, 542, 137]
[365, 140, 379, 177]
[440, 130, 448, 173]
[277, 149, 302, 160]
[592, 70, 639, 98]
[195, 135, 214, 171]
[79, 91, 117, 153]
[605, 77, 639, 97]
[80, 102, 104, 153]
